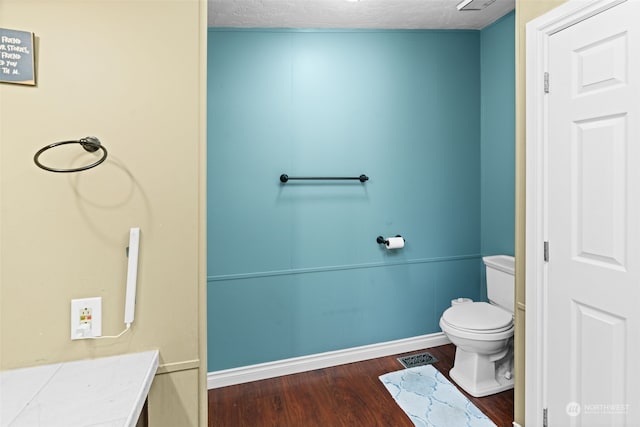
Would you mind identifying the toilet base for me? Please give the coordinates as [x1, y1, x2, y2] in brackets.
[449, 345, 514, 397]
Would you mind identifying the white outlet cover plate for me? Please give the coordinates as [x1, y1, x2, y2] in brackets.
[70, 297, 102, 340]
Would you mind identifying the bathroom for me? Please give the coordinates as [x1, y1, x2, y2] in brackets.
[1, 1, 571, 426]
[207, 0, 515, 410]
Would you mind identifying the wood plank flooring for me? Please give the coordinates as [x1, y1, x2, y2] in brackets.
[208, 344, 514, 427]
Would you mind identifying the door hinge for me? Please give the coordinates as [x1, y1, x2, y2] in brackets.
[544, 241, 549, 262]
[543, 407, 548, 427]
[544, 72, 550, 93]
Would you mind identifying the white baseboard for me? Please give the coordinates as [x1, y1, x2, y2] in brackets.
[208, 332, 450, 389]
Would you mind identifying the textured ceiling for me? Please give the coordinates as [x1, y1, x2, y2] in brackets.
[208, 0, 515, 30]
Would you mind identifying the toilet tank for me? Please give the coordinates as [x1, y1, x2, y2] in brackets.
[483, 255, 515, 313]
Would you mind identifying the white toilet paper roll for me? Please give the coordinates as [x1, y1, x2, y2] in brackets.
[385, 237, 405, 249]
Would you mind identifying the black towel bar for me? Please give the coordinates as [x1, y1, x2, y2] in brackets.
[280, 174, 369, 183]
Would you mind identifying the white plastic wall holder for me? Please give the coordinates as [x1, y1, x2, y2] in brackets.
[124, 227, 140, 327]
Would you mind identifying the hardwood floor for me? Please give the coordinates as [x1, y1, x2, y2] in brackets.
[208, 344, 514, 426]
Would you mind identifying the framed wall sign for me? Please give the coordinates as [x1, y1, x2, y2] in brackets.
[0, 28, 36, 86]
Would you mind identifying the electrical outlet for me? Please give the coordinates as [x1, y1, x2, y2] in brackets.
[71, 297, 102, 340]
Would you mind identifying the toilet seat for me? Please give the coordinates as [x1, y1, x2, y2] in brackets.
[441, 302, 512, 333]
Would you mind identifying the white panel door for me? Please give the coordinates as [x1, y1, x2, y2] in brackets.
[546, 1, 640, 425]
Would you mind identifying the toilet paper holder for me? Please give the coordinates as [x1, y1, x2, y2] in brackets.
[376, 235, 404, 245]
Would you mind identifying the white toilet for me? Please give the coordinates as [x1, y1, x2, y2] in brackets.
[439, 255, 515, 397]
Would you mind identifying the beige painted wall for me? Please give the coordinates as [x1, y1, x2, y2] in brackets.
[0, 1, 208, 425]
[514, 0, 567, 424]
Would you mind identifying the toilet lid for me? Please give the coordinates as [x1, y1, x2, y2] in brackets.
[442, 302, 512, 332]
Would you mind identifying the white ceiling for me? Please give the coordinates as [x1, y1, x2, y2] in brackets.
[208, 0, 515, 30]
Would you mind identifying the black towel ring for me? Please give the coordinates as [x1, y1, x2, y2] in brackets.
[34, 136, 108, 173]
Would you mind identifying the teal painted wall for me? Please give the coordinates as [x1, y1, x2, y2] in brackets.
[481, 12, 515, 257]
[207, 24, 512, 371]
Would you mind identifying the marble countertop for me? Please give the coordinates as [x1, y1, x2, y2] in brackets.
[0, 350, 159, 427]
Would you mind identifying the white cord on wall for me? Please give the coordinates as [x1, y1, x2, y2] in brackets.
[91, 325, 131, 340]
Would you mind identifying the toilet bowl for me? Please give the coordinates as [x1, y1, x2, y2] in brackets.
[439, 255, 515, 397]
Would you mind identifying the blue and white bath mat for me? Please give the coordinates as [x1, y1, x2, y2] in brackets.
[379, 365, 496, 427]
